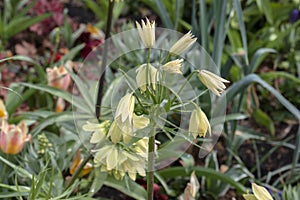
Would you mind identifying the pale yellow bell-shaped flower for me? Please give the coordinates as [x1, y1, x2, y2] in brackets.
[114, 93, 135, 124]
[83, 120, 110, 144]
[136, 18, 155, 48]
[170, 31, 197, 55]
[197, 70, 230, 96]
[162, 59, 183, 74]
[0, 99, 8, 120]
[243, 183, 273, 200]
[133, 114, 150, 129]
[136, 63, 157, 92]
[189, 106, 211, 138]
[107, 120, 124, 144]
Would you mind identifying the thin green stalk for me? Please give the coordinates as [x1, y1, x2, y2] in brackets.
[95, 0, 115, 119]
[170, 71, 198, 104]
[147, 127, 156, 200]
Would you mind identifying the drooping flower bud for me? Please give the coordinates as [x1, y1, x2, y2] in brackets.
[197, 70, 229, 96]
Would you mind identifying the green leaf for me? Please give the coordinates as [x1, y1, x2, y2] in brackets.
[233, 0, 249, 66]
[216, 74, 300, 120]
[255, 0, 273, 24]
[0, 155, 33, 179]
[0, 55, 46, 80]
[29, 111, 90, 137]
[89, 171, 107, 195]
[158, 166, 247, 193]
[5, 13, 51, 39]
[212, 0, 228, 69]
[154, 0, 174, 29]
[104, 176, 147, 200]
[249, 48, 277, 74]
[64, 67, 95, 113]
[252, 108, 275, 136]
[59, 44, 85, 63]
[20, 83, 88, 113]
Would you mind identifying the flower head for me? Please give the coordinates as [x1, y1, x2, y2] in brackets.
[0, 120, 31, 155]
[197, 70, 229, 96]
[136, 63, 157, 92]
[93, 138, 148, 181]
[47, 62, 72, 90]
[189, 106, 211, 138]
[136, 18, 155, 48]
[162, 59, 183, 74]
[170, 31, 197, 55]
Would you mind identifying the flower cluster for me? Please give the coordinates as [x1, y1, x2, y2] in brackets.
[84, 19, 230, 181]
[0, 99, 31, 155]
[83, 119, 148, 181]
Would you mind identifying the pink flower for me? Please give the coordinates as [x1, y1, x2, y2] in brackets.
[0, 121, 31, 155]
[46, 62, 72, 90]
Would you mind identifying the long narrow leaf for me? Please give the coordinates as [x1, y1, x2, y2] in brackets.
[154, 0, 174, 29]
[20, 83, 87, 112]
[233, 0, 249, 66]
[0, 156, 33, 179]
[104, 176, 146, 200]
[158, 166, 247, 193]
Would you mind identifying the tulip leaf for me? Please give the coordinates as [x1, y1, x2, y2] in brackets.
[252, 108, 275, 136]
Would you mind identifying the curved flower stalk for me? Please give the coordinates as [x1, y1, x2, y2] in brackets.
[136, 18, 155, 48]
[0, 120, 31, 155]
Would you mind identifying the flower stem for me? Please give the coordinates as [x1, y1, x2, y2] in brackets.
[147, 127, 156, 200]
[95, 0, 115, 119]
[170, 70, 197, 104]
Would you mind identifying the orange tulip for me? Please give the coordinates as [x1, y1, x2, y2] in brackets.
[0, 120, 31, 155]
[70, 150, 93, 177]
